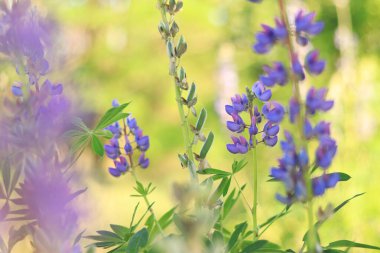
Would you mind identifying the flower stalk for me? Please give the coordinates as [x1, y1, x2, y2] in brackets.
[157, 0, 198, 183]
[277, 0, 317, 251]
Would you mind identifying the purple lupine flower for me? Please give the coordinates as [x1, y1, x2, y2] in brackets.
[135, 128, 150, 152]
[0, 0, 53, 86]
[109, 156, 129, 177]
[263, 121, 280, 136]
[253, 24, 277, 54]
[253, 106, 262, 123]
[289, 97, 300, 123]
[253, 19, 287, 54]
[305, 50, 325, 75]
[314, 121, 330, 137]
[312, 173, 340, 196]
[127, 117, 139, 133]
[295, 10, 324, 46]
[104, 138, 121, 159]
[260, 62, 288, 87]
[11, 85, 23, 97]
[262, 101, 285, 123]
[227, 113, 246, 133]
[306, 87, 334, 114]
[124, 142, 133, 154]
[316, 136, 337, 169]
[227, 136, 249, 154]
[104, 107, 151, 174]
[247, 0, 262, 3]
[139, 153, 150, 169]
[230, 94, 249, 113]
[304, 118, 313, 139]
[263, 135, 278, 147]
[291, 54, 305, 81]
[252, 81, 272, 101]
[13, 156, 84, 252]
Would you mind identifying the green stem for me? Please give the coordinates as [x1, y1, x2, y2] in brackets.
[252, 138, 258, 241]
[277, 0, 316, 251]
[131, 170, 165, 236]
[157, 1, 198, 183]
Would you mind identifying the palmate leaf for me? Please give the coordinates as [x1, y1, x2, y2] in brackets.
[325, 240, 380, 251]
[125, 228, 148, 253]
[242, 240, 283, 253]
[95, 103, 130, 131]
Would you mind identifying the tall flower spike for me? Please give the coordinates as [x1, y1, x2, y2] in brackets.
[104, 102, 151, 176]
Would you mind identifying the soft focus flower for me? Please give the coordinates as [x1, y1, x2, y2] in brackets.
[13, 155, 84, 253]
[227, 136, 249, 154]
[295, 10, 324, 46]
[289, 97, 300, 123]
[316, 136, 337, 169]
[305, 50, 326, 75]
[260, 62, 288, 87]
[227, 113, 246, 133]
[252, 81, 272, 101]
[253, 21, 286, 54]
[306, 87, 334, 115]
[262, 101, 285, 123]
[104, 102, 151, 176]
[291, 54, 305, 81]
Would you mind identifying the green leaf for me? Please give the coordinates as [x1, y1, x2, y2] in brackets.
[232, 160, 247, 174]
[208, 177, 229, 205]
[199, 132, 214, 159]
[187, 82, 196, 102]
[110, 224, 130, 238]
[91, 135, 104, 157]
[325, 240, 380, 250]
[158, 207, 176, 229]
[227, 222, 248, 251]
[303, 193, 365, 242]
[126, 228, 149, 253]
[336, 172, 351, 182]
[195, 108, 207, 132]
[197, 168, 231, 177]
[176, 35, 187, 57]
[95, 103, 130, 130]
[242, 240, 282, 253]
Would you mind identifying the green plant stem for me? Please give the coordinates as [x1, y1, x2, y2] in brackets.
[277, 0, 316, 251]
[130, 170, 165, 236]
[232, 175, 252, 213]
[251, 138, 259, 241]
[157, 1, 198, 183]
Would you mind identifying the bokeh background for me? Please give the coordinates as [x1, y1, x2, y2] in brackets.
[3, 0, 380, 251]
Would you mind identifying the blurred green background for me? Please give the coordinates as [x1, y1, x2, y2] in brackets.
[7, 0, 380, 251]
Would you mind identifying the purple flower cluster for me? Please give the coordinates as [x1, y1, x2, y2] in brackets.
[104, 101, 150, 177]
[225, 87, 285, 154]
[249, 2, 339, 203]
[0, 0, 53, 91]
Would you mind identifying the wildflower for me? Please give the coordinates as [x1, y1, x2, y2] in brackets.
[295, 10, 324, 46]
[314, 121, 331, 137]
[230, 94, 249, 113]
[138, 153, 150, 169]
[305, 50, 325, 75]
[104, 102, 151, 176]
[316, 136, 337, 169]
[306, 87, 334, 115]
[312, 173, 340, 196]
[260, 62, 288, 87]
[291, 54, 305, 81]
[227, 113, 246, 133]
[262, 101, 285, 123]
[227, 136, 249, 154]
[253, 21, 287, 54]
[252, 81, 272, 101]
[289, 97, 300, 123]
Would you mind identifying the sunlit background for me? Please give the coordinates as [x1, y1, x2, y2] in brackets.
[2, 0, 380, 251]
